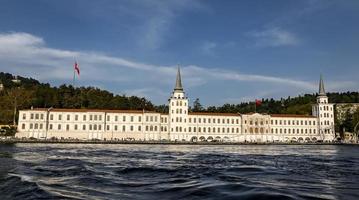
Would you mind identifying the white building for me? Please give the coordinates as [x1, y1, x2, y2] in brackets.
[16, 69, 336, 142]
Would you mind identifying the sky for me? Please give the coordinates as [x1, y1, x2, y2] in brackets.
[0, 0, 358, 106]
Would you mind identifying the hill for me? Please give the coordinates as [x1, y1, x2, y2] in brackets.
[0, 72, 358, 133]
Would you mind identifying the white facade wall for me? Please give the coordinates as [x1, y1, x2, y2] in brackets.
[270, 116, 319, 142]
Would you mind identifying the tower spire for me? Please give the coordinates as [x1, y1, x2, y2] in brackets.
[319, 74, 326, 96]
[174, 66, 183, 91]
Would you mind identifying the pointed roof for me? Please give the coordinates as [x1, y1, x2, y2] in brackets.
[174, 66, 183, 91]
[319, 74, 326, 96]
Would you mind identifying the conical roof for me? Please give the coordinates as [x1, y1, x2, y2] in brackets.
[174, 66, 183, 91]
[319, 74, 326, 96]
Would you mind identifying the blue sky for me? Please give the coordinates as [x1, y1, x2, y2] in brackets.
[0, 0, 358, 106]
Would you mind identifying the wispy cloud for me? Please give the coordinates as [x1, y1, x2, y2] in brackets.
[0, 32, 355, 104]
[247, 27, 300, 47]
[200, 41, 217, 55]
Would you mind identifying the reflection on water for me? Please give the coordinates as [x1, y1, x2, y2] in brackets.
[0, 144, 358, 200]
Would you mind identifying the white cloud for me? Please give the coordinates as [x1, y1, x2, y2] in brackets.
[1, 32, 354, 104]
[248, 27, 299, 47]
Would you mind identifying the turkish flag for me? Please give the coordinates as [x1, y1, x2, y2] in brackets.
[74, 62, 80, 76]
[255, 99, 262, 106]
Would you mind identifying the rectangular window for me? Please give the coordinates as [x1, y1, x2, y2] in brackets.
[138, 126, 141, 131]
[138, 116, 141, 122]
[114, 125, 118, 131]
[58, 124, 61, 130]
[94, 115, 97, 121]
[22, 123, 25, 129]
[131, 116, 134, 122]
[40, 114, 44, 120]
[30, 123, 33, 129]
[83, 125, 86, 130]
[66, 124, 69, 131]
[74, 124, 78, 130]
[90, 115, 93, 121]
[107, 115, 110, 121]
[123, 116, 126, 122]
[50, 114, 53, 120]
[59, 114, 62, 120]
[35, 114, 39, 119]
[83, 115, 86, 121]
[99, 115, 102, 121]
[23, 113, 26, 120]
[49, 124, 53, 130]
[75, 115, 78, 121]
[39, 124, 43, 129]
[30, 113, 34, 119]
[115, 116, 118, 121]
[99, 125, 101, 130]
[107, 125, 110, 131]
[67, 115, 70, 121]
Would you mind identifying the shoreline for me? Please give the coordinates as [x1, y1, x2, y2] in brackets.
[0, 139, 357, 145]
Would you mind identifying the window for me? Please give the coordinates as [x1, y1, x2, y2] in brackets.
[59, 115, 62, 120]
[22, 123, 25, 129]
[75, 115, 78, 121]
[74, 124, 78, 130]
[107, 125, 110, 131]
[115, 116, 118, 121]
[67, 115, 70, 120]
[49, 124, 53, 130]
[83, 125, 86, 130]
[94, 124, 97, 130]
[99, 125, 101, 130]
[66, 124, 69, 131]
[99, 115, 102, 121]
[90, 115, 93, 121]
[39, 124, 43, 129]
[30, 123, 33, 129]
[35, 114, 39, 119]
[131, 116, 134, 122]
[122, 125, 126, 132]
[40, 114, 44, 120]
[130, 126, 134, 131]
[30, 113, 34, 119]
[50, 114, 53, 120]
[22, 114, 26, 120]
[58, 124, 61, 130]
[83, 115, 86, 121]
[138, 126, 141, 131]
[94, 115, 97, 121]
[114, 125, 118, 131]
[89, 125, 92, 130]
[138, 116, 141, 122]
[107, 115, 110, 121]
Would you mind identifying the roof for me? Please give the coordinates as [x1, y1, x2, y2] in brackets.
[189, 112, 240, 117]
[319, 74, 326, 96]
[270, 114, 317, 118]
[21, 108, 159, 114]
[174, 66, 183, 91]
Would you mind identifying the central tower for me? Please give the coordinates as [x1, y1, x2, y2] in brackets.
[312, 75, 335, 141]
[168, 67, 189, 141]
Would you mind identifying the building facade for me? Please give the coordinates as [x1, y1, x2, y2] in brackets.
[16, 69, 336, 142]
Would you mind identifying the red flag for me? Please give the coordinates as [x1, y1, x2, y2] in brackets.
[255, 99, 262, 106]
[74, 62, 80, 76]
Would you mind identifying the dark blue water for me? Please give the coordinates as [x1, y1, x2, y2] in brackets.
[0, 144, 358, 200]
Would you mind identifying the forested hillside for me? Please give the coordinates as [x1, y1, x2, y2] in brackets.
[1, 72, 358, 133]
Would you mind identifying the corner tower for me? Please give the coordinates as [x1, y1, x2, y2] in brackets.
[312, 75, 335, 141]
[168, 66, 189, 141]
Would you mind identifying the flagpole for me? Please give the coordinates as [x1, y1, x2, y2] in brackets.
[73, 67, 75, 88]
[254, 100, 257, 113]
